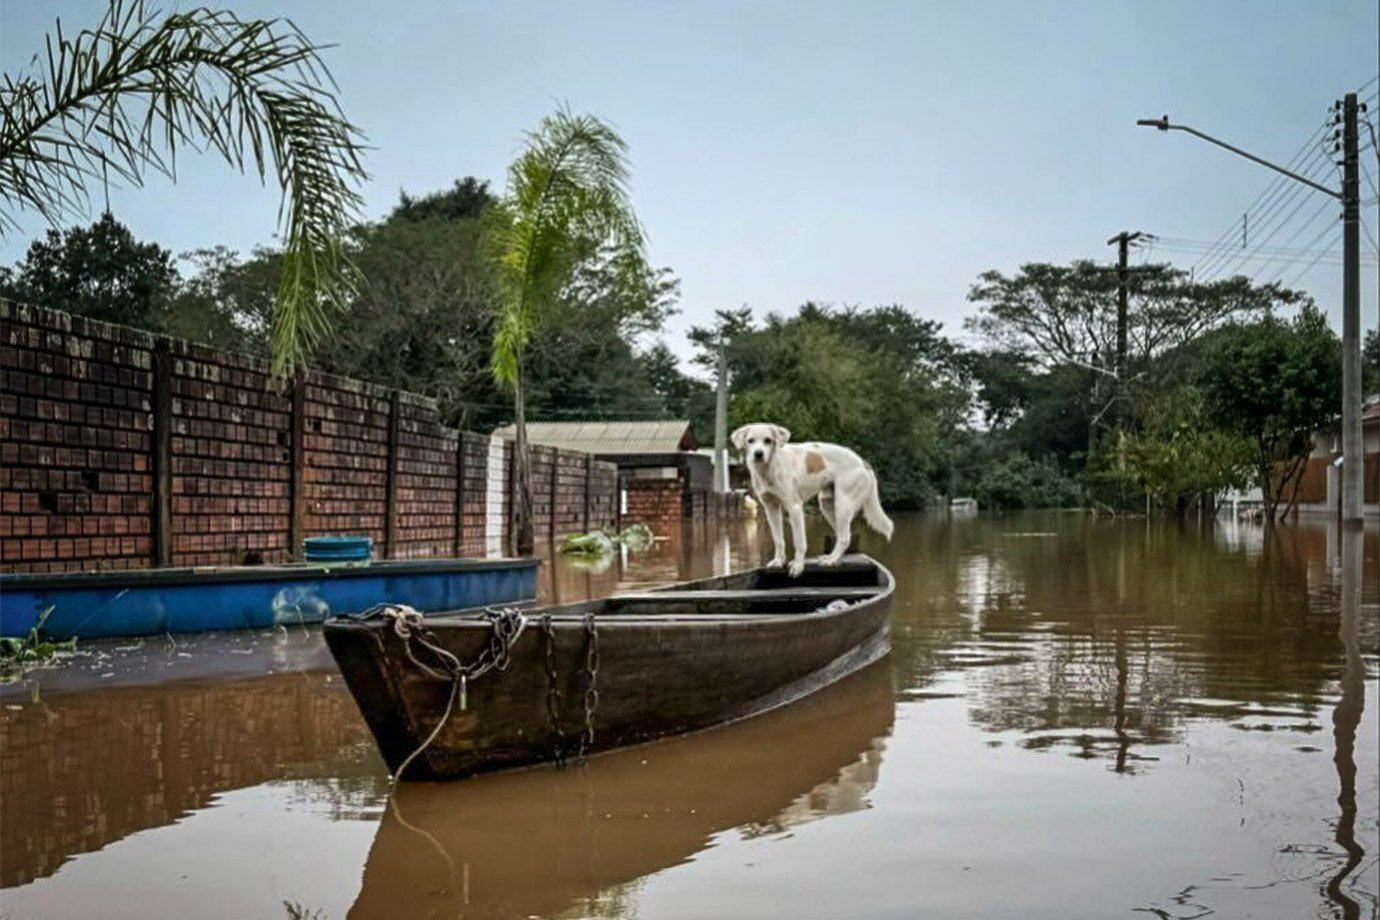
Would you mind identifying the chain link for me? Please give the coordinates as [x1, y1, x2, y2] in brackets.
[541, 614, 566, 769]
[578, 611, 600, 763]
[368, 603, 524, 693]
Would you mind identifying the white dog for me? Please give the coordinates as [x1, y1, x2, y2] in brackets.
[731, 423, 894, 577]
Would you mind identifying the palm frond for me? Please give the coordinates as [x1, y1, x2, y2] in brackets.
[0, 0, 368, 374]
[489, 107, 646, 388]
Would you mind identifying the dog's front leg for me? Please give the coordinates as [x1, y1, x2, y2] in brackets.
[787, 503, 807, 577]
[762, 497, 786, 568]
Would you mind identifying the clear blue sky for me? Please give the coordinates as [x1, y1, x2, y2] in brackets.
[2, 0, 1377, 369]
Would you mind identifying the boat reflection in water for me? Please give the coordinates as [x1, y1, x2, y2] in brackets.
[347, 658, 894, 920]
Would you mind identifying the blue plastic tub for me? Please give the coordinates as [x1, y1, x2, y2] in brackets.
[304, 535, 373, 563]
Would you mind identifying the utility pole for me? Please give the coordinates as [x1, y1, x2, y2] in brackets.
[712, 337, 729, 493]
[1339, 92, 1361, 524]
[1138, 97, 1365, 523]
[1106, 230, 1143, 437]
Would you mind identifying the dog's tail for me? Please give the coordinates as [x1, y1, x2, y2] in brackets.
[862, 467, 894, 541]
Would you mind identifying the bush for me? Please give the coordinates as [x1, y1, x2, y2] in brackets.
[973, 452, 1082, 511]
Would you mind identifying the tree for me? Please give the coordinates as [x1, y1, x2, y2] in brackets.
[966, 262, 1299, 372]
[971, 452, 1082, 511]
[164, 246, 277, 353]
[638, 343, 716, 437]
[0, 212, 177, 327]
[390, 178, 495, 223]
[1119, 386, 1254, 515]
[0, 0, 366, 374]
[488, 110, 649, 554]
[1197, 306, 1342, 521]
[966, 262, 1303, 467]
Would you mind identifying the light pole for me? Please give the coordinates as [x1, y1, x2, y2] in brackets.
[1137, 96, 1363, 524]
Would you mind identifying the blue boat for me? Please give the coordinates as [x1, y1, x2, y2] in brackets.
[0, 558, 539, 640]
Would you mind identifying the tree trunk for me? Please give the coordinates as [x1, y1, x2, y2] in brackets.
[511, 356, 535, 556]
[1259, 462, 1280, 524]
[1279, 456, 1307, 522]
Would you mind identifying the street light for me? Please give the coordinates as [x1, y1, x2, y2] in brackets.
[1137, 98, 1363, 524]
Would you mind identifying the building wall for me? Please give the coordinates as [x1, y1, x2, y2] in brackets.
[0, 302, 619, 572]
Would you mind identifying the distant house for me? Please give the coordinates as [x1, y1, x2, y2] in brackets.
[1289, 396, 1380, 520]
[1221, 395, 1380, 521]
[491, 420, 743, 529]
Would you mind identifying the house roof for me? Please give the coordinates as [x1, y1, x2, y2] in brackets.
[492, 420, 696, 455]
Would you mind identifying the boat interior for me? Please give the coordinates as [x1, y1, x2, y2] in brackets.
[441, 559, 891, 620]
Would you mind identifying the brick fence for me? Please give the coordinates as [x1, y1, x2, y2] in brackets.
[0, 302, 621, 573]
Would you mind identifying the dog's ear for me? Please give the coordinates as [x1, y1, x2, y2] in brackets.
[771, 425, 791, 445]
[730, 425, 751, 451]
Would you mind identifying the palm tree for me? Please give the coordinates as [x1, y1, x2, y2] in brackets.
[0, 0, 366, 375]
[489, 109, 647, 554]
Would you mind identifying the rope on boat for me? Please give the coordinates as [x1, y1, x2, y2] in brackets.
[359, 603, 527, 781]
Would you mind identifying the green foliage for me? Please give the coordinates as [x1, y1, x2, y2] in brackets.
[389, 178, 495, 223]
[972, 452, 1082, 511]
[163, 245, 277, 353]
[695, 303, 969, 509]
[483, 110, 652, 553]
[0, 608, 76, 683]
[0, 212, 177, 326]
[488, 108, 646, 391]
[1117, 386, 1254, 512]
[966, 261, 1299, 371]
[637, 343, 716, 437]
[1197, 305, 1341, 518]
[0, 0, 367, 375]
[559, 523, 654, 557]
[967, 353, 1092, 472]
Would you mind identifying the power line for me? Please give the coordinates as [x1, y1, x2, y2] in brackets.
[1202, 145, 1338, 280]
[1190, 119, 1332, 277]
[1285, 227, 1344, 288]
[1248, 196, 1341, 281]
[1196, 132, 1334, 279]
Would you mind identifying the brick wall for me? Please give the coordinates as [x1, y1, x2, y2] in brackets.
[0, 306, 153, 570]
[1, 302, 618, 573]
[625, 479, 682, 530]
[168, 339, 292, 566]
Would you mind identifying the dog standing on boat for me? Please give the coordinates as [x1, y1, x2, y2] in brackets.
[731, 423, 894, 577]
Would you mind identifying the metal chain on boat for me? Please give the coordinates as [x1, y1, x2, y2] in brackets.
[358, 603, 526, 782]
[578, 611, 600, 763]
[367, 603, 525, 702]
[541, 614, 567, 769]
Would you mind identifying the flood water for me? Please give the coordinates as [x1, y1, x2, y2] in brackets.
[1, 512, 1376, 919]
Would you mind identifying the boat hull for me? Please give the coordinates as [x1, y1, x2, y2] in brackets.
[0, 558, 538, 640]
[324, 556, 894, 780]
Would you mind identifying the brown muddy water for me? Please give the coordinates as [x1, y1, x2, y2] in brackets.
[1, 513, 1376, 920]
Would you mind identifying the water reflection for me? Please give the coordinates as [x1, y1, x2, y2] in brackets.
[0, 671, 379, 888]
[0, 512, 1374, 920]
[885, 516, 1377, 773]
[1328, 524, 1366, 920]
[346, 662, 893, 920]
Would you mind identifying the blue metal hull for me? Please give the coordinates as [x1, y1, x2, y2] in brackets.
[0, 558, 539, 640]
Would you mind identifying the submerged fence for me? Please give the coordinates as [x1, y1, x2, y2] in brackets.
[0, 302, 619, 574]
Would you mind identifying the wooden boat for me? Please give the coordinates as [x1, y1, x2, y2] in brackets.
[323, 554, 894, 780]
[0, 557, 538, 640]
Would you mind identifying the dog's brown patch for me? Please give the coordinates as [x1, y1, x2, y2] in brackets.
[805, 451, 826, 474]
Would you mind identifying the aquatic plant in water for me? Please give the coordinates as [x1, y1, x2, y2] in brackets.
[0, 607, 77, 681]
[559, 524, 656, 557]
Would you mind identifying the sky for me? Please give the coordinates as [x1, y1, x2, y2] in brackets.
[1, 0, 1377, 374]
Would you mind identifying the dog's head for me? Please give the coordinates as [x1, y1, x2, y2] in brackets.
[731, 423, 791, 466]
